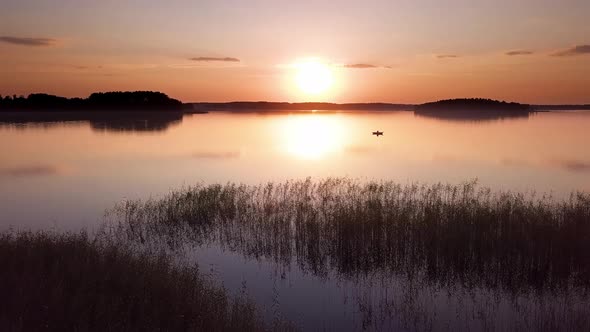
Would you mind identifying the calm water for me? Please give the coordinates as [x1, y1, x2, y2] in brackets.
[1, 110, 589, 229]
[1, 110, 590, 330]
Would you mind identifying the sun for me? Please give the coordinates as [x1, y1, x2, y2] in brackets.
[294, 60, 333, 95]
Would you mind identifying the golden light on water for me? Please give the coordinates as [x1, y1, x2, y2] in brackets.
[294, 59, 334, 95]
[280, 114, 346, 160]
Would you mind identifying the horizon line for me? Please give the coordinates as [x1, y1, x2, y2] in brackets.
[2, 91, 589, 106]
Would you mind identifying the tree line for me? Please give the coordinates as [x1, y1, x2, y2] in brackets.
[0, 91, 183, 111]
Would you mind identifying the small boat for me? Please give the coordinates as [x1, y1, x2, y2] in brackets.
[372, 131, 383, 136]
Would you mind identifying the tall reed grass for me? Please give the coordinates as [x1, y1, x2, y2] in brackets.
[0, 231, 293, 332]
[105, 178, 590, 293]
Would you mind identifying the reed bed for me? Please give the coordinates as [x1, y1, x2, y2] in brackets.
[0, 231, 293, 332]
[105, 178, 590, 293]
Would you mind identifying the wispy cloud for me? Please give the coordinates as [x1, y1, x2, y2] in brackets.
[344, 63, 378, 69]
[0, 36, 56, 47]
[506, 50, 534, 56]
[556, 160, 590, 172]
[436, 54, 460, 59]
[192, 151, 241, 159]
[552, 45, 590, 57]
[500, 158, 590, 173]
[190, 57, 240, 62]
[342, 63, 393, 69]
[105, 63, 159, 70]
[72, 65, 104, 70]
[0, 165, 65, 178]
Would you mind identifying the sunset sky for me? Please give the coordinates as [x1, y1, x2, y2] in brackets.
[1, 0, 589, 104]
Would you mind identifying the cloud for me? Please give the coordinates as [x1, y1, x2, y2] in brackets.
[69, 65, 102, 70]
[107, 63, 159, 70]
[556, 160, 590, 172]
[506, 50, 534, 56]
[192, 151, 241, 159]
[189, 57, 240, 62]
[552, 45, 590, 57]
[342, 63, 393, 69]
[0, 36, 56, 46]
[436, 54, 459, 59]
[344, 63, 378, 69]
[501, 158, 590, 173]
[0, 165, 63, 177]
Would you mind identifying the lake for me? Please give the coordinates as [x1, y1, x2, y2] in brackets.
[1, 109, 590, 331]
[1, 110, 589, 229]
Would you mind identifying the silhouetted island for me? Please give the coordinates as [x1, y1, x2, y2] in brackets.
[414, 98, 533, 122]
[0, 91, 187, 132]
[415, 98, 531, 112]
[0, 91, 183, 111]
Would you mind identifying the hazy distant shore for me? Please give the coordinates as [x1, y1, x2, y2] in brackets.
[2, 92, 589, 113]
[189, 99, 590, 112]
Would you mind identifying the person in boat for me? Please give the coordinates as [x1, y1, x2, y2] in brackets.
[372, 131, 383, 136]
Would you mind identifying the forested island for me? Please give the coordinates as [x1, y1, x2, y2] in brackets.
[413, 98, 533, 121]
[0, 91, 183, 111]
[415, 98, 531, 112]
[0, 91, 185, 132]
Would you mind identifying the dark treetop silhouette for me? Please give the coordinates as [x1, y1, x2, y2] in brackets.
[0, 91, 185, 132]
[414, 98, 531, 112]
[0, 91, 183, 111]
[413, 98, 533, 122]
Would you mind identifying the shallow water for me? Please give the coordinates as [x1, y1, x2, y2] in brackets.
[191, 242, 588, 331]
[104, 178, 589, 331]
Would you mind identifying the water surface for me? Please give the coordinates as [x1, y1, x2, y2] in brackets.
[1, 110, 589, 229]
[1, 109, 590, 331]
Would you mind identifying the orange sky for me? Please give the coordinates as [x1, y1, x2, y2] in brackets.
[1, 0, 589, 104]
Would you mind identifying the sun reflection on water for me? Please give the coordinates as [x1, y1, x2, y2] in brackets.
[280, 113, 347, 160]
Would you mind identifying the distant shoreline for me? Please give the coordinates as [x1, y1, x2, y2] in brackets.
[1, 92, 589, 113]
[3, 105, 588, 113]
[188, 100, 590, 112]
